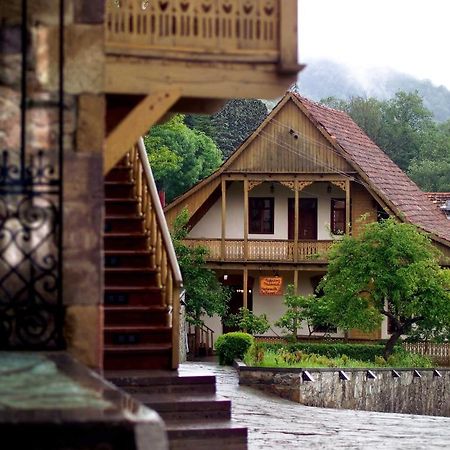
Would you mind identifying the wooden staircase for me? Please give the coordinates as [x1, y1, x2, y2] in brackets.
[103, 141, 182, 370]
[107, 370, 248, 450]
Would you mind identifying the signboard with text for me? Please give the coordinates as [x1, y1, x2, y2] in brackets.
[259, 276, 283, 296]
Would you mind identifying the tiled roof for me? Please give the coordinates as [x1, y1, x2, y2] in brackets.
[294, 94, 450, 244]
[426, 192, 450, 205]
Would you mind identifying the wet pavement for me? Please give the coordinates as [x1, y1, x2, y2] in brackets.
[181, 360, 450, 449]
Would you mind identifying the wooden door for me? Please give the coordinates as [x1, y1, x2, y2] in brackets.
[288, 198, 318, 240]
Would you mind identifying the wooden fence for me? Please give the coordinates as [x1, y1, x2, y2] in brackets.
[403, 342, 450, 366]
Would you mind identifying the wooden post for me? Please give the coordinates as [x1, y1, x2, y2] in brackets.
[244, 178, 249, 261]
[294, 183, 299, 262]
[345, 179, 351, 235]
[279, 0, 299, 72]
[243, 267, 248, 309]
[294, 270, 298, 294]
[221, 178, 226, 260]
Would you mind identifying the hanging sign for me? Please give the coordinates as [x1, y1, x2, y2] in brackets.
[259, 276, 283, 296]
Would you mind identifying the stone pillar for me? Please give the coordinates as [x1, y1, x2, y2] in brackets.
[1, 0, 106, 368]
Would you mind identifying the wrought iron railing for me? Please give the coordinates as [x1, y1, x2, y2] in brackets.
[128, 138, 183, 368]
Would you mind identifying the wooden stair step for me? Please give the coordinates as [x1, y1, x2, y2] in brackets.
[104, 305, 168, 325]
[104, 325, 171, 345]
[165, 419, 247, 450]
[105, 250, 152, 268]
[104, 233, 147, 251]
[105, 166, 132, 182]
[103, 343, 172, 370]
[105, 198, 139, 215]
[105, 268, 158, 287]
[105, 216, 144, 233]
[136, 393, 231, 421]
[105, 181, 135, 199]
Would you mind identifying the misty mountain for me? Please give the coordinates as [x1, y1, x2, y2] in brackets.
[296, 59, 450, 122]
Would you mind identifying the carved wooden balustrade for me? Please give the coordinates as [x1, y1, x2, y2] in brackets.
[183, 238, 334, 263]
[128, 138, 183, 368]
[105, 0, 296, 68]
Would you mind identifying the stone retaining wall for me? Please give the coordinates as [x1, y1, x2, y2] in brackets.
[237, 363, 450, 417]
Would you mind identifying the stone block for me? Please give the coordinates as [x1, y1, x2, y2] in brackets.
[76, 94, 105, 152]
[0, 86, 21, 150]
[74, 0, 104, 24]
[65, 25, 104, 94]
[63, 241, 103, 305]
[64, 304, 103, 369]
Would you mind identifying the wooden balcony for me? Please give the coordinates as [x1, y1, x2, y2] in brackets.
[104, 0, 301, 98]
[183, 238, 334, 263]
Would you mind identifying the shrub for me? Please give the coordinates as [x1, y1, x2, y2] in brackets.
[245, 341, 266, 365]
[215, 332, 254, 365]
[258, 341, 391, 362]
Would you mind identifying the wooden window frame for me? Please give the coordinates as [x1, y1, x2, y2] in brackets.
[330, 198, 346, 235]
[249, 197, 274, 234]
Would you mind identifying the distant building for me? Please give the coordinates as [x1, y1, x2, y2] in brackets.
[427, 193, 450, 219]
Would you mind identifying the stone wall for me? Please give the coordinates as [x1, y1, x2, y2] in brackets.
[238, 364, 450, 417]
[1, 0, 105, 368]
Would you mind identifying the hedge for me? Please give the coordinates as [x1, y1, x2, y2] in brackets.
[259, 342, 393, 362]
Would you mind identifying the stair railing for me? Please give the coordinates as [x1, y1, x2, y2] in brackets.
[187, 323, 215, 357]
[128, 138, 183, 369]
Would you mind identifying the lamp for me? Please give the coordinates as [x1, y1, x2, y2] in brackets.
[327, 184, 332, 194]
[270, 183, 275, 194]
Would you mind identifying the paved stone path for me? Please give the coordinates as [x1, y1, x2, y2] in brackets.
[181, 360, 450, 449]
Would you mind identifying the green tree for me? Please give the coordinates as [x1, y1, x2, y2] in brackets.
[319, 219, 450, 358]
[225, 307, 270, 335]
[144, 115, 222, 202]
[171, 209, 229, 326]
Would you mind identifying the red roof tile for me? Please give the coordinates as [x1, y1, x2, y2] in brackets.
[294, 94, 450, 244]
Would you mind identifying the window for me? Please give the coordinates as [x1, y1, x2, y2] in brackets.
[331, 198, 346, 235]
[249, 197, 274, 234]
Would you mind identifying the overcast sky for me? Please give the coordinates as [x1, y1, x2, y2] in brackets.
[298, 0, 450, 89]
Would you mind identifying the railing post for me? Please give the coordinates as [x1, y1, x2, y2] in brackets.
[244, 178, 249, 261]
[279, 0, 299, 72]
[221, 177, 226, 261]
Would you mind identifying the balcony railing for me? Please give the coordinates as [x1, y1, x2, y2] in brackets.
[105, 0, 297, 68]
[183, 239, 334, 262]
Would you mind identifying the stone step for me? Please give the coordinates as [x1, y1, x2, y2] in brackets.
[105, 216, 144, 233]
[104, 343, 172, 370]
[105, 198, 139, 216]
[105, 250, 152, 269]
[104, 233, 147, 251]
[105, 268, 158, 287]
[104, 325, 172, 346]
[106, 370, 216, 395]
[136, 393, 231, 421]
[104, 305, 168, 326]
[165, 419, 247, 450]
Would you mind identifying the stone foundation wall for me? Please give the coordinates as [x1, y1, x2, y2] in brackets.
[238, 364, 450, 417]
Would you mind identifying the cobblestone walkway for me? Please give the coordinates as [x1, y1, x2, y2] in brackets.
[181, 360, 450, 449]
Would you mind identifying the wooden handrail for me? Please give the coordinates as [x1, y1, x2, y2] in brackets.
[127, 138, 183, 368]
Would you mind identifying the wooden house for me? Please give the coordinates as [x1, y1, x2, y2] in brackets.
[165, 92, 450, 342]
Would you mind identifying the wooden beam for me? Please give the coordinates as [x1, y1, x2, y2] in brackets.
[294, 182, 299, 263]
[294, 269, 298, 294]
[243, 267, 248, 309]
[346, 179, 351, 235]
[105, 58, 297, 99]
[221, 178, 227, 261]
[244, 179, 249, 261]
[104, 89, 181, 174]
[279, 0, 300, 72]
